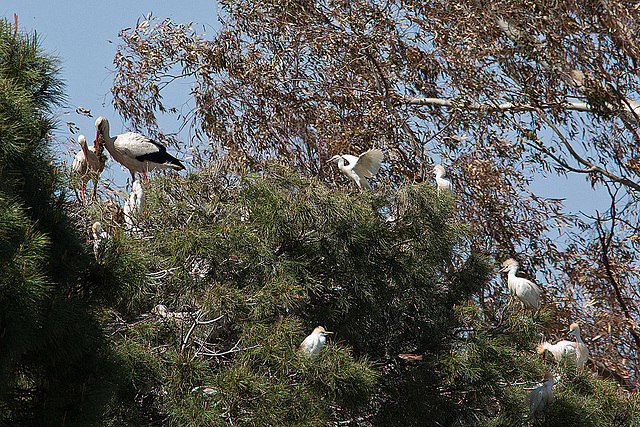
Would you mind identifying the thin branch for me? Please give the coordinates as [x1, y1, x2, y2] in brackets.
[494, 14, 640, 126]
[595, 199, 640, 350]
[365, 52, 421, 147]
[195, 339, 260, 358]
[180, 311, 224, 353]
[534, 107, 640, 192]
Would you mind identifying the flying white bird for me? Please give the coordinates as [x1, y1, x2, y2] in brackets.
[328, 148, 384, 189]
[299, 326, 333, 358]
[71, 134, 105, 201]
[95, 116, 185, 182]
[528, 372, 554, 419]
[536, 323, 589, 371]
[499, 258, 542, 313]
[124, 179, 145, 229]
[430, 164, 451, 194]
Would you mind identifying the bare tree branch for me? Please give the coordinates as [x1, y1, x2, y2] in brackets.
[399, 96, 592, 113]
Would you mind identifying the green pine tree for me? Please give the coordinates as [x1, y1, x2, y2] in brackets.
[0, 17, 120, 425]
[100, 165, 640, 426]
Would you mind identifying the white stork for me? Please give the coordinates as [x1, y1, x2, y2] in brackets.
[71, 135, 105, 201]
[299, 326, 333, 358]
[328, 148, 384, 190]
[95, 116, 185, 182]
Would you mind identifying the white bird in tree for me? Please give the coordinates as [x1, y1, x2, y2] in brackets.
[95, 116, 185, 182]
[124, 180, 145, 230]
[92, 221, 109, 262]
[528, 372, 555, 419]
[430, 164, 451, 194]
[71, 134, 105, 201]
[568, 323, 589, 370]
[536, 339, 578, 364]
[328, 148, 384, 189]
[499, 258, 542, 313]
[299, 326, 333, 358]
[538, 323, 588, 370]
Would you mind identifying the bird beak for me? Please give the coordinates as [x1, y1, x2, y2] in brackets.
[498, 265, 508, 272]
[324, 330, 334, 335]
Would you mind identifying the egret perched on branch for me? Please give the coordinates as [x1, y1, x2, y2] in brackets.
[499, 258, 542, 313]
[95, 116, 185, 182]
[538, 323, 588, 370]
[430, 164, 451, 194]
[124, 180, 145, 230]
[92, 221, 109, 262]
[568, 323, 589, 370]
[528, 372, 554, 419]
[328, 148, 383, 189]
[71, 135, 104, 201]
[299, 326, 333, 358]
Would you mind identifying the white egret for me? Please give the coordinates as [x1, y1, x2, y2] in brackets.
[536, 323, 589, 371]
[499, 258, 542, 313]
[430, 164, 451, 194]
[528, 372, 554, 419]
[92, 221, 109, 262]
[124, 179, 145, 229]
[71, 135, 104, 201]
[95, 116, 185, 182]
[536, 339, 578, 364]
[328, 148, 384, 189]
[569, 322, 589, 370]
[299, 326, 333, 358]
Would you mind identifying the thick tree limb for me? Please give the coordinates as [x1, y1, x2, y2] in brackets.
[399, 96, 591, 113]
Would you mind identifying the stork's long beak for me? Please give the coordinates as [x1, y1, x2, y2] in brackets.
[498, 265, 508, 272]
[324, 330, 334, 334]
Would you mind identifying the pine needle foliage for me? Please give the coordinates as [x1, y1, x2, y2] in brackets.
[99, 163, 640, 425]
[0, 18, 119, 425]
[101, 163, 496, 425]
